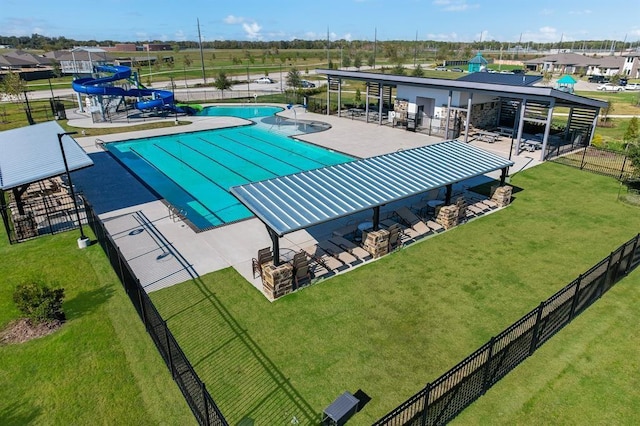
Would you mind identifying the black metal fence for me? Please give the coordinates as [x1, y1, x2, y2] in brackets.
[374, 233, 640, 426]
[84, 198, 228, 426]
[551, 145, 633, 181]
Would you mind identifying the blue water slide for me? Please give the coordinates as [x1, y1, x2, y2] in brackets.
[71, 65, 174, 110]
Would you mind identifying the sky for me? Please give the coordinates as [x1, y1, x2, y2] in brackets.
[2, 0, 639, 44]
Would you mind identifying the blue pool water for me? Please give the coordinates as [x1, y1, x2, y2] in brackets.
[106, 109, 352, 230]
[196, 105, 283, 119]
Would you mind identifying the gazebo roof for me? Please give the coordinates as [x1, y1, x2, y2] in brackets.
[469, 52, 488, 64]
[0, 121, 93, 190]
[557, 74, 577, 84]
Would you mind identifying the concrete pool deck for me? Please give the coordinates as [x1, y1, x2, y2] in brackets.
[70, 106, 541, 296]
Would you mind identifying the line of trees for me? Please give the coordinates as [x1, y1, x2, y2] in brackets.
[2, 33, 638, 55]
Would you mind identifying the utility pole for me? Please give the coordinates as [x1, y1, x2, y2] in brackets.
[197, 18, 206, 84]
[414, 30, 418, 68]
[326, 27, 330, 68]
[373, 27, 377, 69]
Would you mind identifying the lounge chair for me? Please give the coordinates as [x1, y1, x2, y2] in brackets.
[317, 240, 361, 267]
[328, 236, 373, 261]
[381, 219, 413, 245]
[302, 245, 349, 273]
[251, 247, 273, 279]
[393, 206, 432, 237]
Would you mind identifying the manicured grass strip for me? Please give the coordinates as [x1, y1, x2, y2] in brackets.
[455, 270, 640, 425]
[0, 230, 194, 425]
[151, 162, 640, 425]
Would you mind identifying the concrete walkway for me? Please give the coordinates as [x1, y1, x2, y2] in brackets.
[70, 106, 541, 296]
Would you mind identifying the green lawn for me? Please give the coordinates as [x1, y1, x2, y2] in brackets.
[150, 162, 640, 425]
[0, 230, 194, 424]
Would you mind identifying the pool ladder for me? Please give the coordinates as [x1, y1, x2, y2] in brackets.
[94, 138, 106, 151]
[168, 205, 187, 223]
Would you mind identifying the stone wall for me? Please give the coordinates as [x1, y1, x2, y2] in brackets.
[363, 229, 390, 258]
[262, 262, 293, 300]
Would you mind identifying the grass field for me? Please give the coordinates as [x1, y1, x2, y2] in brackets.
[0, 229, 194, 424]
[150, 162, 640, 425]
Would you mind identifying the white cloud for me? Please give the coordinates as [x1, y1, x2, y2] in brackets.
[569, 9, 592, 15]
[520, 26, 572, 43]
[343, 33, 353, 41]
[224, 15, 245, 24]
[174, 30, 186, 41]
[432, 0, 477, 12]
[243, 21, 262, 40]
[425, 31, 460, 41]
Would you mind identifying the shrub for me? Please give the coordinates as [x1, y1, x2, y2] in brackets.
[13, 282, 65, 324]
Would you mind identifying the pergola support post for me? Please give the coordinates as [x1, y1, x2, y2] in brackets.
[540, 100, 555, 161]
[515, 99, 527, 154]
[464, 93, 473, 143]
[444, 90, 452, 139]
[379, 84, 384, 126]
[267, 227, 281, 266]
[372, 206, 380, 231]
[445, 184, 452, 205]
[337, 78, 342, 117]
[500, 167, 508, 185]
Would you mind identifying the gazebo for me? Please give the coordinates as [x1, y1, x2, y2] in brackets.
[468, 52, 488, 73]
[556, 75, 577, 93]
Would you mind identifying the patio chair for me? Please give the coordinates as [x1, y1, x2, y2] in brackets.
[251, 247, 273, 279]
[302, 244, 349, 273]
[291, 251, 311, 288]
[387, 223, 402, 251]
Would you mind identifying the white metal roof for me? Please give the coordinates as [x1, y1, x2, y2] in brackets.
[0, 121, 93, 190]
[231, 140, 513, 236]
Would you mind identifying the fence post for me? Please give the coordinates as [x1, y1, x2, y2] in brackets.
[580, 145, 588, 170]
[202, 381, 210, 426]
[604, 251, 616, 290]
[137, 285, 147, 329]
[165, 321, 174, 378]
[568, 275, 583, 320]
[619, 155, 628, 180]
[529, 302, 546, 355]
[624, 234, 640, 274]
[481, 337, 496, 394]
[420, 384, 431, 426]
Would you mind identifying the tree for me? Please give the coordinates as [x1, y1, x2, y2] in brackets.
[354, 55, 362, 70]
[342, 55, 351, 69]
[624, 116, 639, 145]
[0, 71, 27, 102]
[542, 71, 553, 86]
[354, 88, 362, 107]
[391, 63, 406, 76]
[367, 55, 375, 68]
[213, 70, 233, 98]
[412, 64, 425, 77]
[286, 67, 302, 89]
[183, 55, 193, 68]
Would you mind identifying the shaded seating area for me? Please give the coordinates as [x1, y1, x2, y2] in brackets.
[231, 140, 514, 300]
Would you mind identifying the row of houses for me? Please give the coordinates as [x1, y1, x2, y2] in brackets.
[523, 51, 640, 78]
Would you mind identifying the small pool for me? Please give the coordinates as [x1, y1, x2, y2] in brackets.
[196, 105, 283, 119]
[107, 107, 352, 231]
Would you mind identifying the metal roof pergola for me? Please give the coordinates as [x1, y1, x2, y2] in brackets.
[232, 140, 513, 264]
[0, 121, 93, 191]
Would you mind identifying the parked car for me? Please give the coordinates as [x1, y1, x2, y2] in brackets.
[597, 83, 624, 92]
[434, 66, 447, 71]
[588, 75, 609, 84]
[450, 67, 464, 72]
[625, 83, 640, 90]
[300, 80, 316, 88]
[255, 77, 274, 84]
[619, 77, 628, 86]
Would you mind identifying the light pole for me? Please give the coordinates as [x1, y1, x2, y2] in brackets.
[147, 41, 152, 86]
[57, 132, 89, 248]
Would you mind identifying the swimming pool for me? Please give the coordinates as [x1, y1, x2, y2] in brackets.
[106, 109, 353, 230]
[196, 105, 283, 119]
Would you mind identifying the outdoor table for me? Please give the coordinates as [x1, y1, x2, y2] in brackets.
[348, 108, 364, 117]
[356, 221, 373, 242]
[427, 200, 445, 212]
[523, 139, 542, 152]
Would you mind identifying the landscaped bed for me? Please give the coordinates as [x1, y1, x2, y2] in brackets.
[150, 162, 640, 425]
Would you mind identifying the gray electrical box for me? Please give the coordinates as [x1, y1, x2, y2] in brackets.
[322, 391, 359, 426]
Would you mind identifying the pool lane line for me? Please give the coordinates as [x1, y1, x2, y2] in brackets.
[201, 134, 304, 175]
[237, 130, 335, 167]
[131, 144, 226, 225]
[175, 140, 258, 184]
